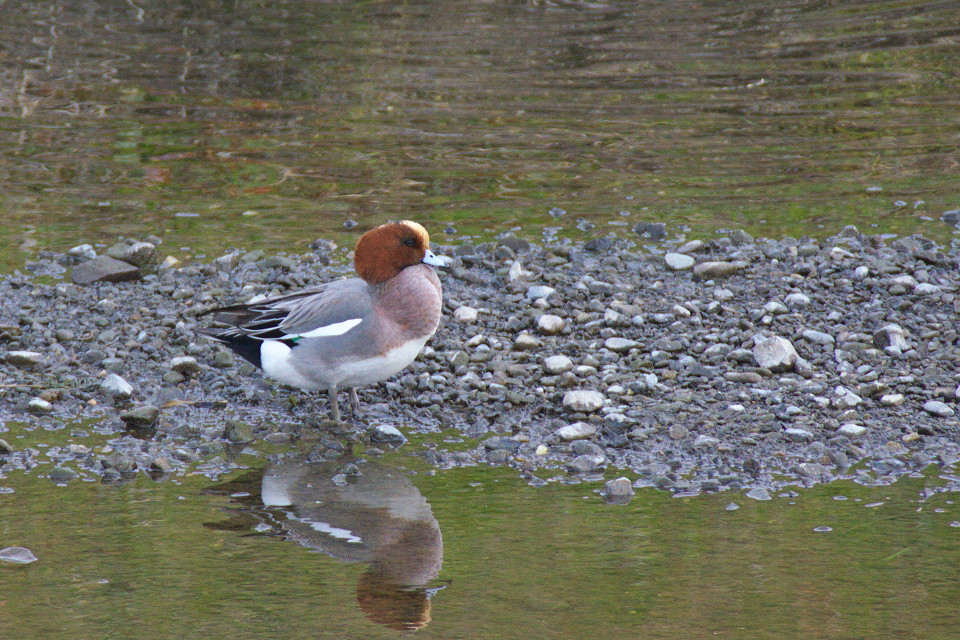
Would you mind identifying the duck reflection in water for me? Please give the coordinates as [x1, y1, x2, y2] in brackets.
[205, 458, 444, 631]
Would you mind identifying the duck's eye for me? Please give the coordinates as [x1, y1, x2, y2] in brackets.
[402, 237, 417, 247]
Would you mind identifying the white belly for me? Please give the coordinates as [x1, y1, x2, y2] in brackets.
[331, 335, 430, 388]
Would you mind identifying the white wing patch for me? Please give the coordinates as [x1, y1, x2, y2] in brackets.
[290, 317, 363, 339]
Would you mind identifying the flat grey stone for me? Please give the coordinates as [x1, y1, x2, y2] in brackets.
[27, 398, 53, 414]
[72, 255, 141, 284]
[567, 454, 606, 473]
[802, 329, 835, 345]
[604, 337, 639, 353]
[120, 405, 160, 429]
[745, 487, 772, 501]
[783, 428, 814, 442]
[526, 285, 556, 301]
[5, 351, 44, 366]
[924, 400, 955, 417]
[838, 423, 867, 437]
[555, 422, 597, 441]
[693, 261, 747, 279]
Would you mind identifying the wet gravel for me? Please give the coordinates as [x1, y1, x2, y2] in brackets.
[3, 225, 960, 497]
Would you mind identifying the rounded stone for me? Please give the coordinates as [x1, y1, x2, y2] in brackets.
[664, 253, 695, 271]
[513, 332, 541, 351]
[536, 314, 565, 335]
[28, 398, 54, 414]
[170, 356, 201, 375]
[693, 261, 747, 279]
[838, 423, 867, 437]
[562, 390, 605, 413]
[924, 400, 955, 417]
[604, 337, 639, 353]
[544, 355, 574, 375]
[555, 422, 597, 441]
[453, 305, 479, 322]
[526, 285, 556, 301]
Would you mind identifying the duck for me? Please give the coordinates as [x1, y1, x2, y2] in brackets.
[199, 220, 452, 421]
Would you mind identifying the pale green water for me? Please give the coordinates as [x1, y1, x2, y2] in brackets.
[3, 456, 960, 639]
[4, 1, 960, 637]
[2, 0, 960, 271]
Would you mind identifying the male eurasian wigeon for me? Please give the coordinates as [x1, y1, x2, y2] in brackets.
[200, 220, 452, 421]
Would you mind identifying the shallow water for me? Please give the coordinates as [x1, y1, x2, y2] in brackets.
[3, 452, 960, 639]
[2, 0, 960, 270]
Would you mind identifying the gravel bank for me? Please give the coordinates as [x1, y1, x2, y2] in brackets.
[3, 225, 960, 498]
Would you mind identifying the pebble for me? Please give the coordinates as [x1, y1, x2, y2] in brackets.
[664, 253, 695, 271]
[693, 261, 747, 279]
[676, 239, 704, 254]
[5, 351, 44, 366]
[562, 390, 605, 413]
[372, 424, 407, 445]
[536, 314, 565, 335]
[802, 329, 835, 345]
[68, 244, 97, 260]
[555, 422, 597, 441]
[745, 487, 772, 501]
[28, 398, 54, 414]
[71, 255, 141, 284]
[544, 355, 574, 374]
[879, 393, 904, 406]
[170, 356, 201, 375]
[604, 337, 639, 353]
[101, 374, 134, 401]
[453, 305, 479, 322]
[838, 423, 867, 437]
[924, 400, 955, 417]
[603, 477, 634, 504]
[120, 405, 160, 429]
[526, 285, 555, 301]
[784, 292, 811, 309]
[567, 454, 606, 473]
[752, 335, 798, 371]
[783, 428, 814, 442]
[513, 333, 541, 351]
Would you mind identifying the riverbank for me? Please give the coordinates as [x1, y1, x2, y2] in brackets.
[3, 225, 960, 498]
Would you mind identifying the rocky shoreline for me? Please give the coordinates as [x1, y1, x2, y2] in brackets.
[3, 225, 960, 499]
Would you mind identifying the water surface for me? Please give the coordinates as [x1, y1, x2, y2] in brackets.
[3, 452, 960, 639]
[2, 0, 959, 270]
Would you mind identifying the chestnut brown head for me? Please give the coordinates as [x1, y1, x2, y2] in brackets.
[354, 220, 445, 285]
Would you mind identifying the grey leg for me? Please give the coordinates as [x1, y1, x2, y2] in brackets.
[328, 386, 340, 422]
[348, 387, 360, 412]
